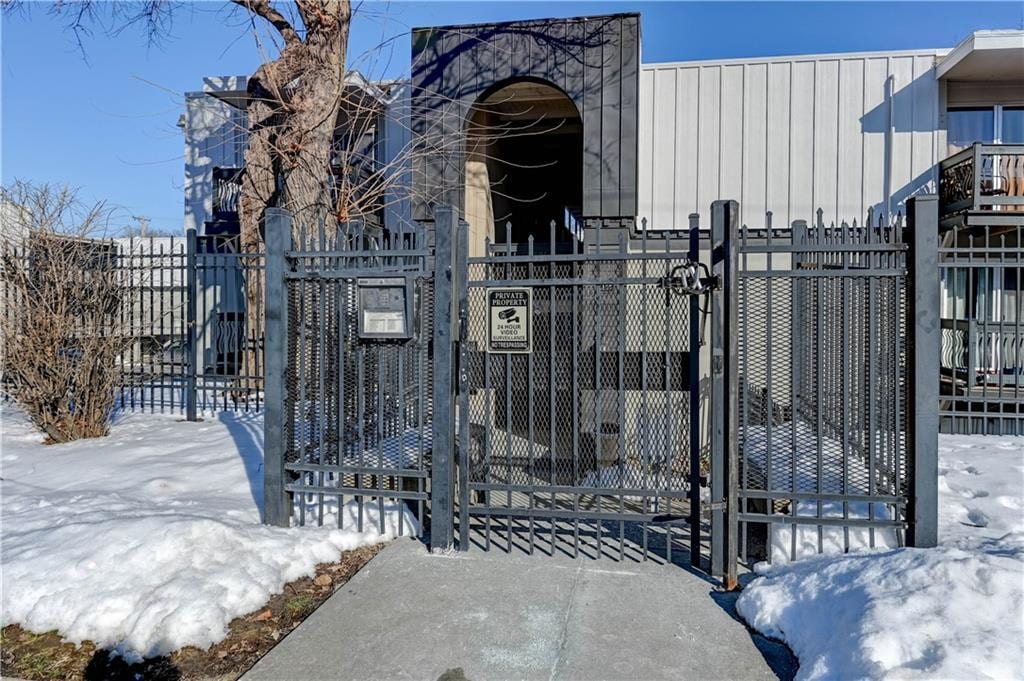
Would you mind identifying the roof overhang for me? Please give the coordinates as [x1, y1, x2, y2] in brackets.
[936, 30, 1024, 81]
[202, 76, 248, 108]
[201, 72, 397, 110]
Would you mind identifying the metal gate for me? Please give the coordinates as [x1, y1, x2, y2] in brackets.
[261, 209, 440, 537]
[719, 197, 939, 586]
[454, 218, 712, 565]
[262, 198, 938, 585]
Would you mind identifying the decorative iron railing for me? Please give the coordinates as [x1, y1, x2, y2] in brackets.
[212, 167, 243, 219]
[2, 232, 265, 416]
[939, 143, 1024, 220]
[938, 219, 1022, 435]
[941, 319, 1024, 385]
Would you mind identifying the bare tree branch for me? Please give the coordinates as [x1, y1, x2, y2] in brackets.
[231, 0, 301, 47]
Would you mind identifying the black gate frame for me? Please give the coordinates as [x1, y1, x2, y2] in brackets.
[713, 197, 940, 586]
[262, 208, 440, 539]
[262, 198, 939, 587]
[452, 216, 710, 565]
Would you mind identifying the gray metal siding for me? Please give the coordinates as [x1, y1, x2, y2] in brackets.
[638, 51, 943, 229]
[411, 14, 641, 223]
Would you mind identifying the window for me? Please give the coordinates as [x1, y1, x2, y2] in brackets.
[942, 267, 1021, 323]
[941, 268, 969, 318]
[1002, 268, 1019, 324]
[948, 106, 1024, 154]
[947, 106, 1024, 200]
[948, 107, 995, 154]
[1002, 107, 1024, 145]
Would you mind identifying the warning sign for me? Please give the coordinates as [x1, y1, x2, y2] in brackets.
[487, 287, 531, 353]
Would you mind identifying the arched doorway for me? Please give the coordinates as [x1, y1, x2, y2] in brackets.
[465, 79, 583, 254]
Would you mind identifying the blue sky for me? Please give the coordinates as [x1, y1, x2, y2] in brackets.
[2, 1, 1022, 231]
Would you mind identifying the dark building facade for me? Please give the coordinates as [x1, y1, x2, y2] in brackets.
[410, 14, 641, 249]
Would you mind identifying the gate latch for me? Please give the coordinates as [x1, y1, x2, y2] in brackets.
[699, 500, 728, 520]
[661, 261, 718, 297]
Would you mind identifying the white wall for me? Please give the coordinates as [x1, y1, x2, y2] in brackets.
[0, 201, 29, 241]
[184, 82, 413, 236]
[183, 92, 247, 234]
[637, 49, 946, 230]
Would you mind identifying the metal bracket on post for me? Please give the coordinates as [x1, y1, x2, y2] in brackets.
[430, 205, 458, 552]
[709, 199, 740, 590]
[185, 226, 198, 422]
[262, 208, 291, 527]
[906, 195, 939, 548]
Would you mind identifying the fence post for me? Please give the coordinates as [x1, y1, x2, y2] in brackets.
[455, 216, 471, 550]
[966, 317, 977, 397]
[430, 205, 457, 551]
[710, 199, 739, 587]
[263, 208, 291, 527]
[185, 226, 198, 421]
[790, 221, 808, 422]
[688, 214, 702, 568]
[906, 195, 939, 548]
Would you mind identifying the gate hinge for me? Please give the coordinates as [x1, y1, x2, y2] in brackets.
[702, 501, 727, 512]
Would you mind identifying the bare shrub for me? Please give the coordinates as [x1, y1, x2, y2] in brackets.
[1, 182, 127, 442]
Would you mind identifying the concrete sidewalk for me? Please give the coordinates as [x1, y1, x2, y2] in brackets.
[243, 538, 796, 681]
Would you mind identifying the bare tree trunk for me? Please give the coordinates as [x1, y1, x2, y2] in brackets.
[235, 0, 351, 400]
[280, 15, 350, 238]
[239, 60, 286, 399]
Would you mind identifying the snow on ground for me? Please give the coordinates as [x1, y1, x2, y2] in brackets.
[737, 434, 1024, 680]
[0, 406, 417, 660]
[742, 423, 901, 562]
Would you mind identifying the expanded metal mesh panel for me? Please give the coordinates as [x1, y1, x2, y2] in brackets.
[460, 234, 704, 564]
[283, 230, 432, 535]
[736, 222, 910, 564]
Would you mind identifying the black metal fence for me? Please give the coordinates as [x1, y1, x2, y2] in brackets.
[261, 210, 435, 537]
[938, 221, 1022, 435]
[713, 197, 939, 584]
[2, 232, 264, 417]
[457, 218, 705, 564]
[726, 206, 910, 574]
[262, 199, 939, 585]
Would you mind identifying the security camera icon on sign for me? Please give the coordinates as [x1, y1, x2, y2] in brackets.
[498, 307, 520, 325]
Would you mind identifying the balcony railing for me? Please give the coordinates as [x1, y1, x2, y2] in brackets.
[212, 167, 243, 220]
[939, 143, 1024, 220]
[940, 318, 1023, 388]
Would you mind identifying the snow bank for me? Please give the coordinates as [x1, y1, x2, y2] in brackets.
[0, 407, 417, 660]
[737, 435, 1024, 680]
